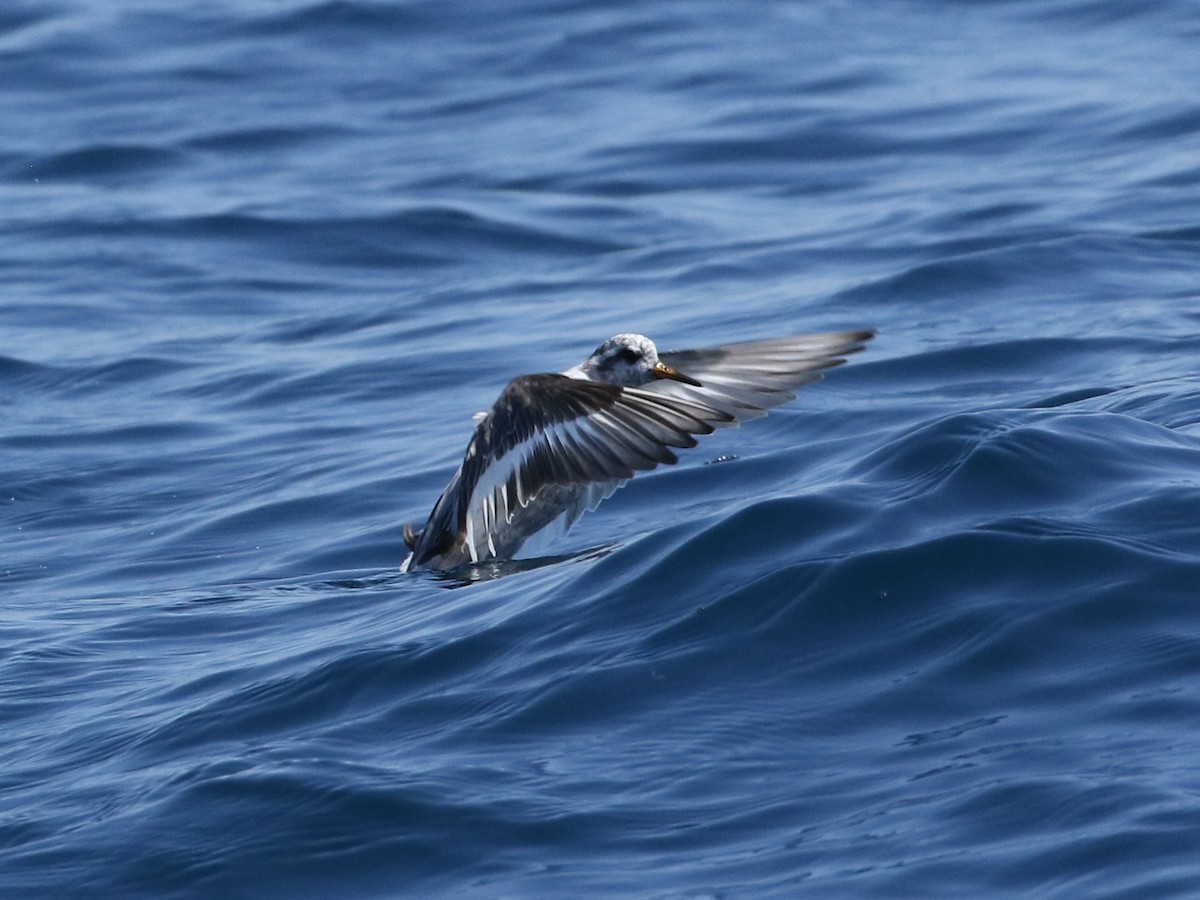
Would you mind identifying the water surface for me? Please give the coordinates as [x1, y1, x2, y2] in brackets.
[4, 0, 1200, 896]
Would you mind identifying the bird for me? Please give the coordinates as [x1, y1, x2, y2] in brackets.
[401, 329, 874, 572]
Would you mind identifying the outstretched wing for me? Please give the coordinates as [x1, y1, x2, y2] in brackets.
[655, 330, 875, 420]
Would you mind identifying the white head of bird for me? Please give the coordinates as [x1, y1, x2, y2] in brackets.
[576, 333, 701, 387]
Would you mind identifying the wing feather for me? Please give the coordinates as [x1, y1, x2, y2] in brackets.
[654, 330, 873, 417]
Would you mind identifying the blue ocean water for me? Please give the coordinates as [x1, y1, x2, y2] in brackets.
[4, 0, 1200, 895]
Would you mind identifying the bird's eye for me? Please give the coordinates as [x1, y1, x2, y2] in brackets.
[616, 348, 640, 364]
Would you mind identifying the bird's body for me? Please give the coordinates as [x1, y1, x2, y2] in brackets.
[401, 329, 874, 572]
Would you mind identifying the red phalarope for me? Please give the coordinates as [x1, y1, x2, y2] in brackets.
[402, 329, 874, 572]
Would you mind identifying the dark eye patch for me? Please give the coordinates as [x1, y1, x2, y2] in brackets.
[616, 347, 640, 364]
